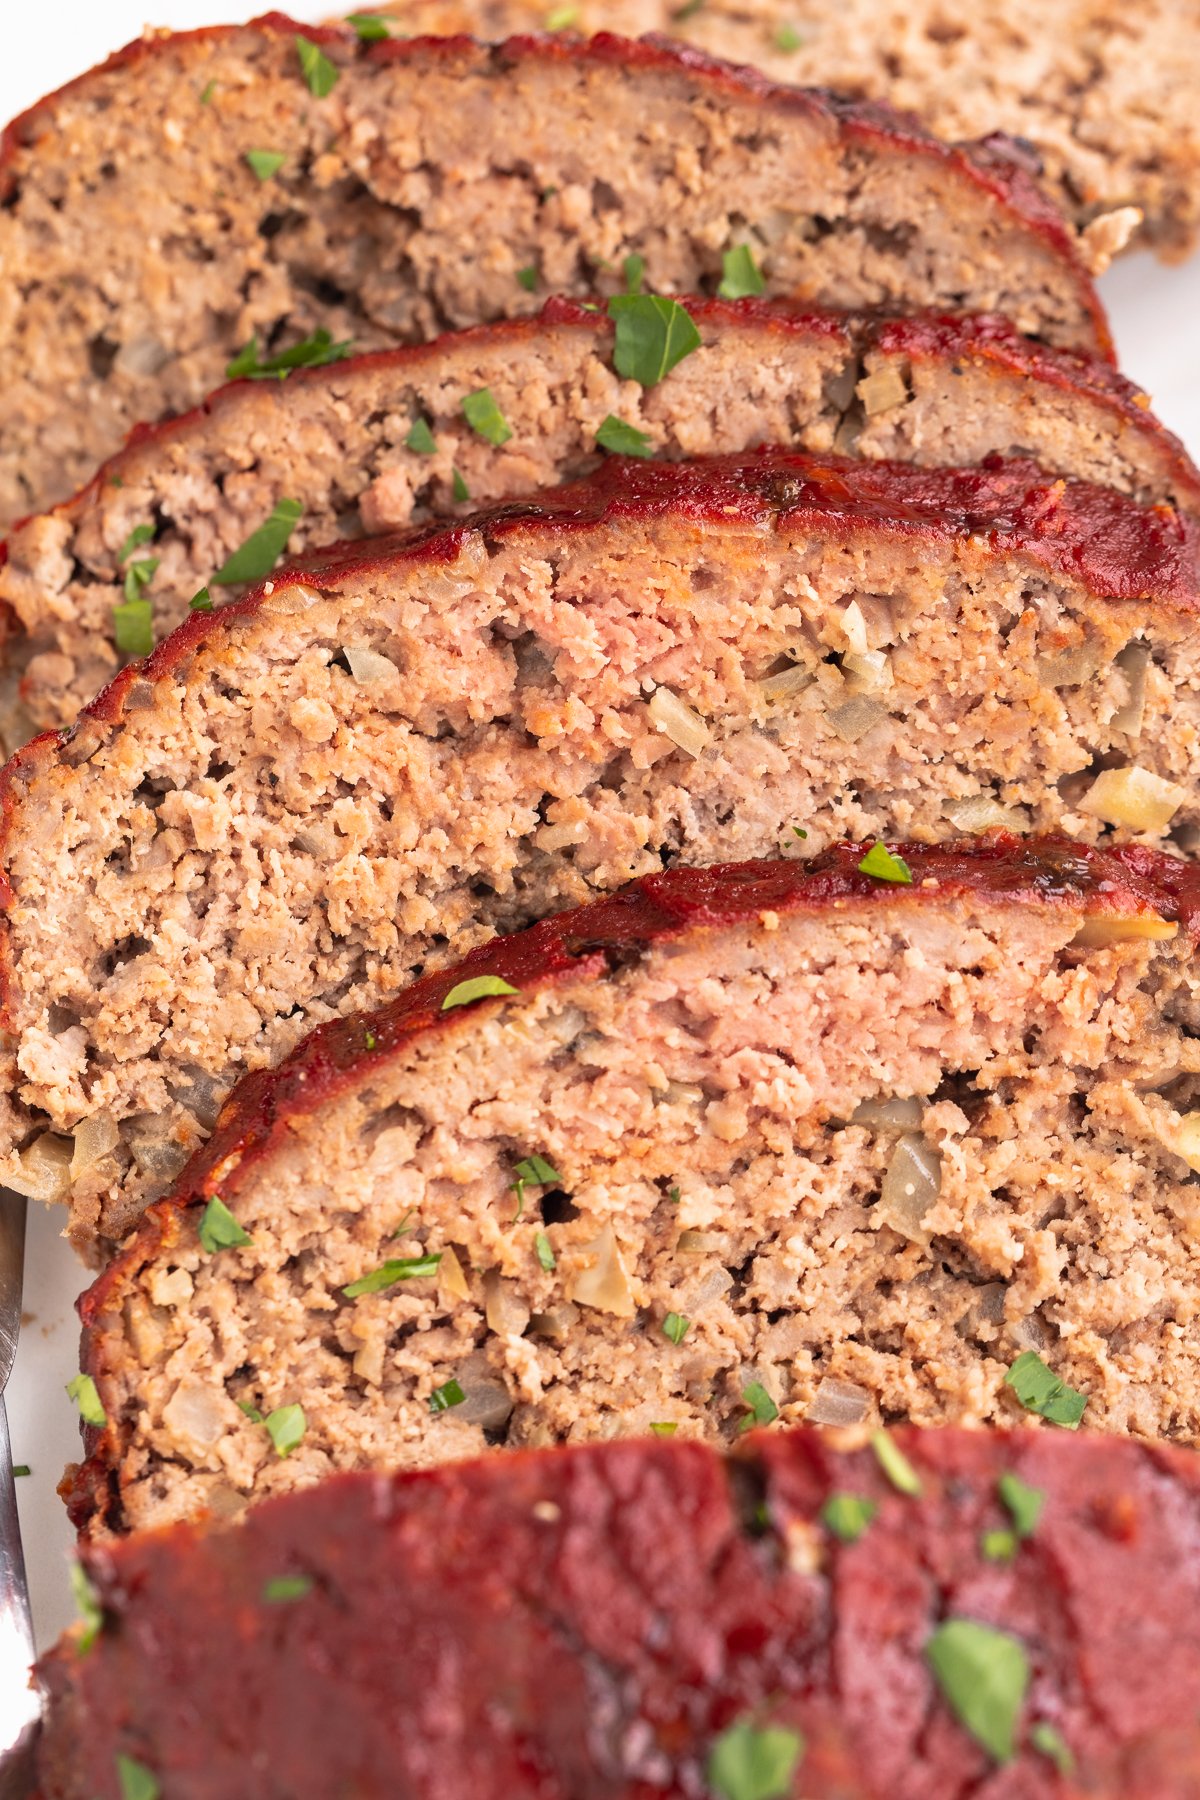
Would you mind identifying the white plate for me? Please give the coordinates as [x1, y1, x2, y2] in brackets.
[5, 4, 1200, 1659]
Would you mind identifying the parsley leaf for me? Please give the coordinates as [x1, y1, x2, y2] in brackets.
[70, 1560, 104, 1653]
[509, 1154, 562, 1217]
[926, 1618, 1029, 1764]
[462, 388, 513, 446]
[607, 294, 701, 388]
[123, 555, 159, 607]
[662, 1311, 690, 1345]
[708, 1718, 804, 1800]
[595, 415, 653, 458]
[342, 1252, 442, 1298]
[1004, 1351, 1087, 1428]
[189, 587, 213, 612]
[199, 79, 217, 104]
[535, 1231, 556, 1271]
[516, 265, 539, 292]
[112, 598, 155, 657]
[998, 1470, 1045, 1538]
[430, 1377, 466, 1414]
[623, 252, 645, 294]
[263, 1573, 314, 1602]
[718, 244, 765, 300]
[821, 1493, 877, 1542]
[1030, 1721, 1074, 1775]
[117, 523, 154, 564]
[264, 1404, 306, 1458]
[237, 1401, 264, 1424]
[452, 468, 471, 503]
[406, 417, 437, 455]
[245, 149, 286, 182]
[981, 1528, 1017, 1562]
[857, 842, 913, 884]
[12, 1464, 29, 1478]
[116, 1756, 160, 1800]
[67, 1373, 106, 1428]
[211, 498, 303, 586]
[197, 1195, 253, 1255]
[649, 1421, 678, 1436]
[774, 22, 803, 51]
[441, 974, 519, 1010]
[739, 1381, 779, 1431]
[346, 10, 391, 37]
[870, 1429, 923, 1495]
[226, 328, 353, 381]
[295, 34, 340, 98]
[545, 3, 579, 25]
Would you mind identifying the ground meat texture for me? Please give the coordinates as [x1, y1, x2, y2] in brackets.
[372, 0, 1200, 262]
[65, 840, 1200, 1538]
[37, 1426, 1200, 1798]
[3, 299, 1195, 745]
[0, 18, 1111, 525]
[4, 450, 1200, 1245]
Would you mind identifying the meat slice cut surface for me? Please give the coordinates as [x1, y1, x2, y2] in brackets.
[4, 450, 1200, 1242]
[38, 1426, 1200, 1798]
[3, 299, 1194, 744]
[67, 839, 1200, 1536]
[0, 13, 1110, 521]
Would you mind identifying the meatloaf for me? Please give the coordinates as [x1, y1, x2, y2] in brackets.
[5, 451, 1200, 1246]
[40, 1426, 1200, 1797]
[4, 301, 1196, 746]
[371, 0, 1200, 261]
[0, 15, 1112, 524]
[66, 839, 1200, 1537]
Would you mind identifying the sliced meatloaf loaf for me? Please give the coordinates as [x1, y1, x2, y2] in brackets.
[5, 451, 1200, 1244]
[0, 15, 1112, 524]
[4, 300, 1196, 744]
[67, 840, 1200, 1536]
[42, 1428, 1200, 1798]
[373, 0, 1200, 261]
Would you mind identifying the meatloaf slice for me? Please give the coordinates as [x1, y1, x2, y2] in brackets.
[67, 840, 1200, 1536]
[0, 14, 1111, 523]
[4, 300, 1195, 744]
[5, 450, 1200, 1243]
[40, 1428, 1200, 1798]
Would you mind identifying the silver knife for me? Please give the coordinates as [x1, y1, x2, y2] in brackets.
[0, 1192, 39, 1799]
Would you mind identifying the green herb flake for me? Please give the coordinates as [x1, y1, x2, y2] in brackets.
[112, 599, 155, 658]
[264, 1403, 306, 1458]
[511, 1153, 562, 1219]
[718, 243, 765, 300]
[245, 148, 286, 182]
[1004, 1351, 1088, 1428]
[821, 1493, 878, 1543]
[662, 1311, 690, 1346]
[668, 1185, 682, 1204]
[773, 22, 803, 51]
[607, 294, 701, 389]
[623, 251, 645, 294]
[263, 1573, 314, 1603]
[441, 973, 519, 1010]
[981, 1528, 1017, 1563]
[388, 1210, 415, 1240]
[739, 1381, 779, 1431]
[535, 1231, 556, 1271]
[295, 34, 340, 98]
[67, 1373, 106, 1428]
[12, 1464, 29, 1478]
[926, 1618, 1030, 1765]
[198, 1194, 253, 1255]
[870, 1429, 923, 1496]
[343, 1252, 442, 1299]
[1030, 1721, 1074, 1776]
[452, 468, 471, 503]
[347, 10, 392, 38]
[405, 416, 437, 455]
[226, 327, 353, 381]
[430, 1377, 466, 1415]
[998, 1470, 1045, 1539]
[199, 79, 217, 104]
[649, 1421, 678, 1437]
[123, 556, 160, 607]
[189, 587, 213, 612]
[70, 1560, 104, 1653]
[545, 3, 579, 26]
[238, 1401, 265, 1424]
[672, 0, 705, 18]
[516, 264, 540, 292]
[117, 523, 155, 564]
[211, 498, 303, 586]
[595, 414, 653, 458]
[707, 1718, 804, 1800]
[462, 388, 513, 446]
[116, 1755, 160, 1800]
[857, 842, 913, 885]
[791, 825, 808, 839]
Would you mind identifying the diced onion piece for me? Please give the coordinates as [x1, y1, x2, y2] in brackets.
[1009, 1311, 1050, 1353]
[115, 334, 170, 377]
[1073, 913, 1178, 947]
[659, 1082, 705, 1108]
[452, 1355, 514, 1430]
[826, 695, 887, 742]
[850, 1095, 924, 1133]
[71, 1112, 120, 1178]
[1079, 765, 1187, 831]
[483, 1269, 531, 1337]
[570, 1225, 635, 1316]
[841, 649, 891, 693]
[804, 1375, 871, 1427]
[877, 1133, 941, 1244]
[756, 662, 812, 704]
[439, 1245, 471, 1302]
[1156, 1109, 1200, 1172]
[529, 1301, 579, 1339]
[677, 1229, 733, 1255]
[856, 363, 909, 416]
[1112, 641, 1150, 737]
[266, 583, 323, 615]
[840, 599, 868, 655]
[163, 1378, 230, 1450]
[343, 645, 396, 683]
[648, 687, 710, 758]
[7, 1132, 73, 1202]
[1036, 635, 1106, 688]
[943, 795, 1030, 834]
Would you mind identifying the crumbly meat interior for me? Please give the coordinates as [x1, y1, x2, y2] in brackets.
[0, 24, 1101, 522]
[85, 903, 1200, 1534]
[7, 509, 1200, 1239]
[1, 314, 1189, 745]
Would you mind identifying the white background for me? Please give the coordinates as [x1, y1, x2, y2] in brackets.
[4, 0, 1200, 1655]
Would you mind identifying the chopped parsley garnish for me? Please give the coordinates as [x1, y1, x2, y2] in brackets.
[263, 1573, 314, 1603]
[116, 1756, 160, 1800]
[595, 415, 653, 458]
[388, 1210, 415, 1240]
[296, 34, 340, 97]
[452, 468, 471, 503]
[707, 1718, 804, 1800]
[198, 1195, 253, 1255]
[926, 1618, 1029, 1764]
[264, 1403, 306, 1458]
[190, 587, 213, 612]
[649, 1421, 678, 1437]
[117, 523, 155, 564]
[662, 1311, 690, 1345]
[535, 1231, 556, 1271]
[211, 498, 303, 586]
[857, 842, 913, 884]
[792, 825, 808, 840]
[739, 1381, 779, 1431]
[364, 1030, 376, 1050]
[773, 22, 803, 51]
[672, 0, 705, 18]
[510, 1154, 562, 1217]
[406, 417, 437, 454]
[623, 252, 645, 294]
[998, 1470, 1045, 1538]
[112, 599, 155, 658]
[245, 148, 286, 182]
[607, 294, 701, 388]
[981, 1528, 1017, 1562]
[70, 1560, 104, 1653]
[67, 1373, 106, 1428]
[199, 79, 217, 104]
[462, 388, 513, 446]
[545, 3, 579, 25]
[123, 555, 159, 607]
[430, 1377, 466, 1414]
[870, 1429, 923, 1495]
[441, 973, 519, 1010]
[1004, 1351, 1087, 1428]
[342, 1253, 442, 1299]
[347, 10, 392, 37]
[1030, 1721, 1074, 1775]
[718, 244, 765, 300]
[821, 1493, 878, 1543]
[226, 327, 353, 381]
[12, 1464, 29, 1478]
[668, 1185, 682, 1204]
[516, 265, 540, 292]
[238, 1401, 265, 1424]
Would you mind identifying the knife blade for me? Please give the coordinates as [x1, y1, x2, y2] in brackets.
[0, 1191, 40, 1797]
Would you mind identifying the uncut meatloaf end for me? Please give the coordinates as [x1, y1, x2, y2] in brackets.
[0, 12, 1110, 521]
[38, 1427, 1200, 1798]
[66, 839, 1200, 1536]
[4, 450, 1200, 1244]
[3, 299, 1196, 742]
